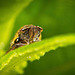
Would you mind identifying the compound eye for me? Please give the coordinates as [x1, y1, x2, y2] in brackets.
[22, 28, 25, 31]
[15, 38, 20, 43]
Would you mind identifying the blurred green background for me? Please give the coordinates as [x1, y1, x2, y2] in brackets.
[0, 0, 75, 75]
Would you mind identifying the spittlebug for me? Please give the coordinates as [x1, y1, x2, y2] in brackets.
[7, 25, 43, 52]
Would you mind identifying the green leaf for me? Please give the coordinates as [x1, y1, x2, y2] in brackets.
[0, 34, 75, 74]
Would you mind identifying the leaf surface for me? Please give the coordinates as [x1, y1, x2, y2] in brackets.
[0, 34, 75, 74]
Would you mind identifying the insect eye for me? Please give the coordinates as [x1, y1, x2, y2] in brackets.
[22, 28, 25, 31]
[15, 38, 20, 43]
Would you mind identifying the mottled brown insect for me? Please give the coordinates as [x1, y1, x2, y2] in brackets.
[8, 25, 43, 52]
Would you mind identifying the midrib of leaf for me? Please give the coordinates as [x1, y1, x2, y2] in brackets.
[0, 34, 75, 73]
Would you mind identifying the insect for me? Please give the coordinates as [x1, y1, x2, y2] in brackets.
[7, 25, 43, 52]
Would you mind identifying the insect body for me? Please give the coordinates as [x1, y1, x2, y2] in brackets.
[9, 25, 43, 51]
